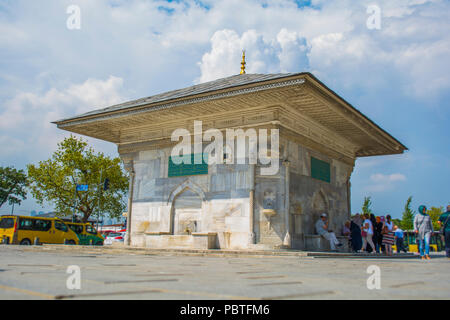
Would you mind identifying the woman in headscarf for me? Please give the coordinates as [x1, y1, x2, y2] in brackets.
[414, 205, 434, 260]
[382, 214, 395, 256]
[350, 214, 363, 253]
[373, 216, 383, 253]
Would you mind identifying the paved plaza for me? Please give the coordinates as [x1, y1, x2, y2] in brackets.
[0, 245, 448, 300]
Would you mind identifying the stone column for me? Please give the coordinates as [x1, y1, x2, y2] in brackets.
[283, 160, 291, 247]
[124, 160, 135, 246]
[346, 162, 355, 219]
[248, 164, 255, 245]
[347, 178, 351, 218]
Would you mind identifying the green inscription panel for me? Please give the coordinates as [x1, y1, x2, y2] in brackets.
[168, 153, 208, 177]
[311, 157, 330, 183]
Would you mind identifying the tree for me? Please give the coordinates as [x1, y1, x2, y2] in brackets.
[362, 196, 373, 215]
[27, 136, 129, 223]
[0, 166, 28, 208]
[427, 206, 444, 231]
[392, 218, 402, 228]
[401, 196, 415, 231]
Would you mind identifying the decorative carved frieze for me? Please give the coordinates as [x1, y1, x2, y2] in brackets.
[57, 74, 406, 159]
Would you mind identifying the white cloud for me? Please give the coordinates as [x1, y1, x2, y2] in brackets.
[1, 0, 448, 99]
[197, 28, 309, 83]
[0, 0, 448, 216]
[0, 0, 446, 164]
[306, 1, 450, 97]
[365, 173, 407, 192]
[0, 1, 447, 157]
[370, 173, 407, 183]
[191, 0, 450, 98]
[276, 29, 310, 72]
[0, 76, 125, 161]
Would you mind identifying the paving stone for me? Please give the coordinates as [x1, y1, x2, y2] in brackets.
[0, 245, 448, 300]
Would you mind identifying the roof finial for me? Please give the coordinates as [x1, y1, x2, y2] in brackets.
[240, 50, 246, 74]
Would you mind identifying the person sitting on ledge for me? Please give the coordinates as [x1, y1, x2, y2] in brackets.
[315, 213, 343, 252]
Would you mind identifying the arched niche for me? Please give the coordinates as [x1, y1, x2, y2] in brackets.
[168, 180, 206, 235]
[167, 180, 206, 204]
[311, 189, 331, 226]
[312, 190, 328, 212]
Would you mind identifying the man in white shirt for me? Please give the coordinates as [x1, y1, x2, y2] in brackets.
[315, 213, 343, 251]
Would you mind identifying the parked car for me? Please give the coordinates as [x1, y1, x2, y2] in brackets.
[0, 215, 79, 245]
[66, 222, 104, 245]
[104, 232, 126, 245]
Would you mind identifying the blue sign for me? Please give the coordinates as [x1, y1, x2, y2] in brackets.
[76, 184, 89, 191]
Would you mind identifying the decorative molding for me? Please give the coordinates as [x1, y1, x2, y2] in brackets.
[57, 74, 405, 159]
[303, 83, 400, 153]
[58, 78, 305, 128]
[167, 179, 207, 204]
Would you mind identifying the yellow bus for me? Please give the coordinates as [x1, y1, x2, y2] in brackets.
[66, 222, 104, 245]
[0, 215, 79, 245]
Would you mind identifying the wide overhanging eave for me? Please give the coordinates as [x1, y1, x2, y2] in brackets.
[53, 73, 309, 127]
[53, 72, 408, 158]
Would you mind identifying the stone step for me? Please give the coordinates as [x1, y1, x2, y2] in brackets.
[23, 244, 435, 259]
[33, 243, 308, 257]
[307, 252, 418, 259]
[247, 243, 277, 250]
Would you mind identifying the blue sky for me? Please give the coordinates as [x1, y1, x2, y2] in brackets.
[0, 0, 449, 218]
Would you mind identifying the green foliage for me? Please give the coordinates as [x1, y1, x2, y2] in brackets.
[27, 136, 129, 222]
[401, 196, 415, 230]
[361, 196, 373, 215]
[427, 206, 444, 231]
[0, 166, 28, 208]
[392, 218, 402, 228]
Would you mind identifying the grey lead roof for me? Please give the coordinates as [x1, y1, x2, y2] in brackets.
[54, 72, 303, 123]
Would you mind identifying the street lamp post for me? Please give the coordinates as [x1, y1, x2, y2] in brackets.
[97, 169, 102, 229]
[96, 164, 115, 229]
[72, 177, 78, 223]
[72, 168, 86, 223]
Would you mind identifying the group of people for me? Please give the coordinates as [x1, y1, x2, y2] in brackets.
[315, 204, 450, 260]
[343, 213, 404, 256]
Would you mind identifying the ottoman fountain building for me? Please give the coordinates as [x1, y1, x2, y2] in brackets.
[54, 61, 406, 250]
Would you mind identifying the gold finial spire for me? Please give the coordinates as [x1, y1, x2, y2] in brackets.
[240, 50, 246, 74]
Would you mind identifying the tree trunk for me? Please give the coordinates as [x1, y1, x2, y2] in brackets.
[82, 210, 92, 223]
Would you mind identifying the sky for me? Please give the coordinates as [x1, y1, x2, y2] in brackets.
[0, 0, 449, 218]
